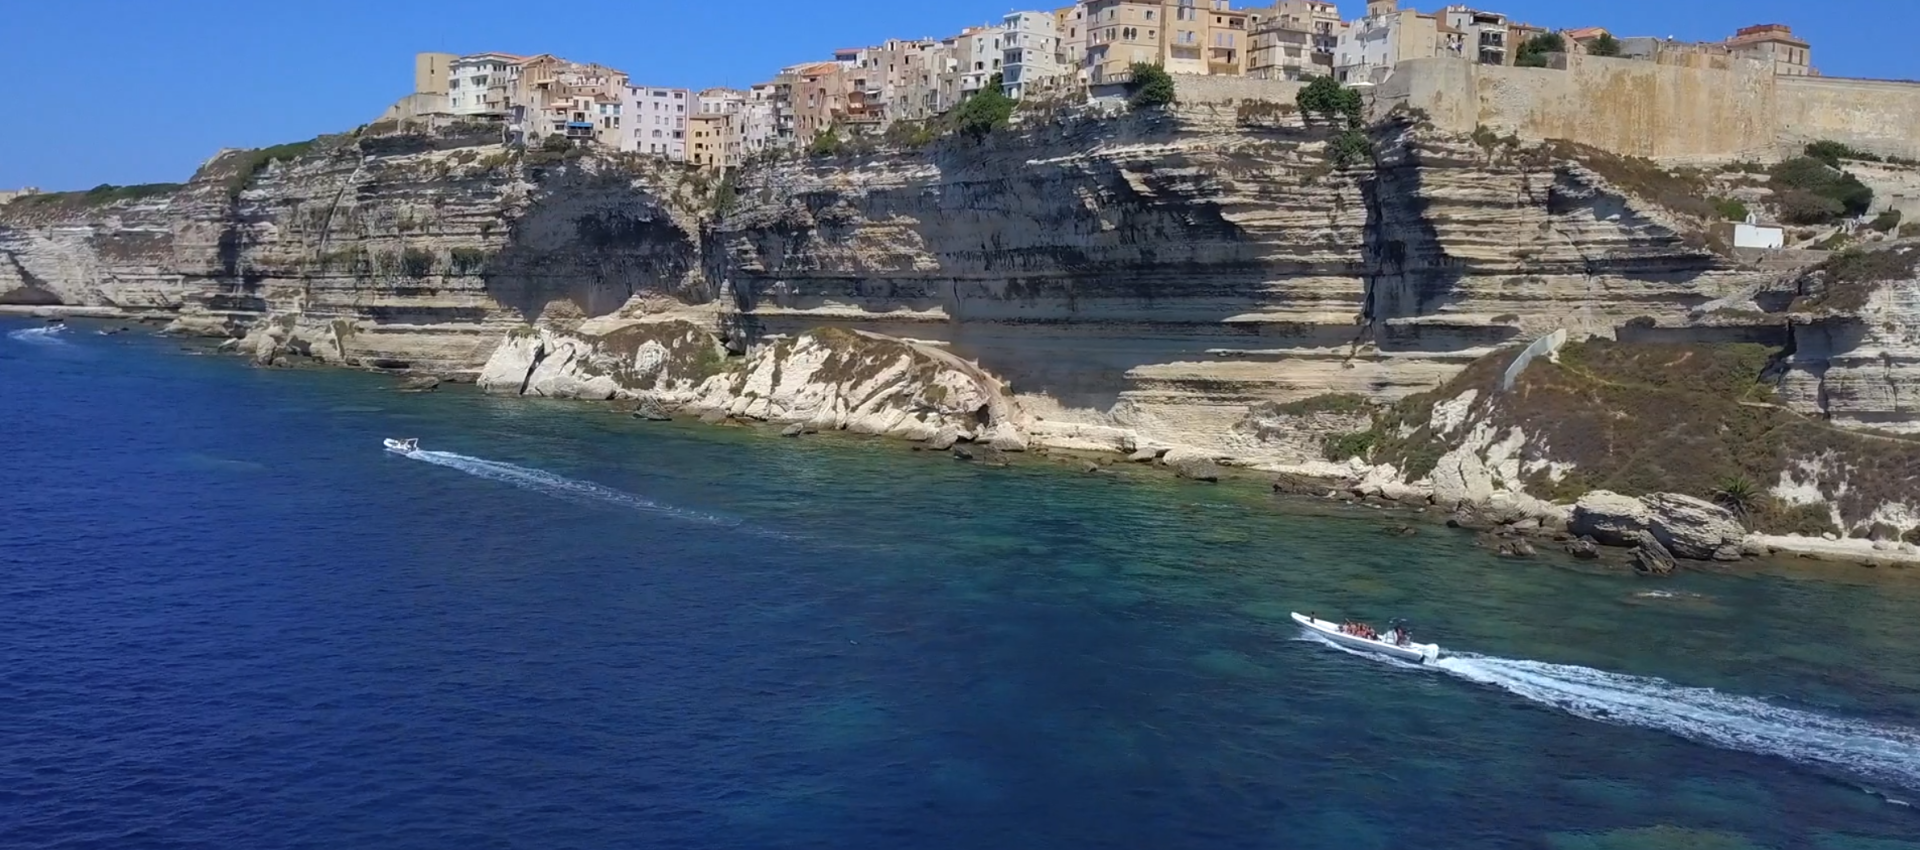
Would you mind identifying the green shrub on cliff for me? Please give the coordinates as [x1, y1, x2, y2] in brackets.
[954, 74, 1016, 137]
[1515, 33, 1566, 68]
[1127, 63, 1175, 110]
[1770, 156, 1873, 225]
[1366, 338, 1920, 534]
[1586, 33, 1622, 57]
[1297, 75, 1362, 128]
[1805, 140, 1881, 166]
[400, 248, 434, 279]
[1329, 129, 1374, 168]
[807, 127, 844, 157]
[1712, 198, 1749, 222]
[224, 138, 320, 200]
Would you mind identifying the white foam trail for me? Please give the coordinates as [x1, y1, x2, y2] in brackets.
[405, 449, 743, 529]
[7, 326, 69, 344]
[1433, 653, 1920, 792]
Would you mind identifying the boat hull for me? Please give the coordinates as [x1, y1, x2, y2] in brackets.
[1292, 613, 1439, 663]
[383, 438, 418, 454]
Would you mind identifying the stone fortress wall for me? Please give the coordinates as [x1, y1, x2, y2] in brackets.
[1174, 54, 1920, 164]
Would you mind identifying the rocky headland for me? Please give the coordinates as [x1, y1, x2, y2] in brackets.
[8, 102, 1920, 570]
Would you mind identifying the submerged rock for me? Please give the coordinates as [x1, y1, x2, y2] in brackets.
[397, 376, 441, 393]
[781, 423, 807, 438]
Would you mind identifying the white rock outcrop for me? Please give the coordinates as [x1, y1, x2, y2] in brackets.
[1569, 490, 1655, 547]
[1643, 493, 1746, 561]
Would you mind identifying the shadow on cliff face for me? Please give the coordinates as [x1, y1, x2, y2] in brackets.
[717, 115, 1342, 410]
[484, 168, 703, 322]
[1359, 123, 1496, 354]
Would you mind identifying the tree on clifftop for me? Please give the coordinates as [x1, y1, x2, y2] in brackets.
[1587, 33, 1622, 57]
[1296, 76, 1362, 128]
[1127, 63, 1176, 110]
[1516, 33, 1567, 67]
[953, 73, 1015, 137]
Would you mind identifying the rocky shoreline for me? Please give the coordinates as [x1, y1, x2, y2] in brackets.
[14, 303, 1919, 575]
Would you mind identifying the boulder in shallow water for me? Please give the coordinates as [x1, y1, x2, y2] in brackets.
[985, 423, 1029, 453]
[397, 376, 441, 393]
[781, 423, 806, 438]
[633, 399, 672, 422]
[1630, 530, 1679, 576]
[926, 425, 965, 451]
[1565, 537, 1602, 560]
[698, 409, 729, 426]
[1162, 448, 1221, 483]
[1129, 448, 1161, 463]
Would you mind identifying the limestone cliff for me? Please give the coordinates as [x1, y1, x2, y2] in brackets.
[711, 110, 1756, 465]
[2, 125, 710, 374]
[0, 108, 1820, 468]
[476, 319, 1019, 444]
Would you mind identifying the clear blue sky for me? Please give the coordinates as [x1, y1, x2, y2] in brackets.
[2, 0, 1909, 190]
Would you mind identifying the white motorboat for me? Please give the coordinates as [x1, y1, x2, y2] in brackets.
[383, 438, 420, 454]
[1292, 613, 1441, 664]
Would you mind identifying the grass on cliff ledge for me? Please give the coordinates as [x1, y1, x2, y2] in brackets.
[1790, 245, 1920, 314]
[4, 182, 183, 213]
[1342, 339, 1920, 535]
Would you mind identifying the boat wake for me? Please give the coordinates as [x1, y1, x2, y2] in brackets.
[1433, 653, 1920, 793]
[405, 449, 747, 530]
[7, 326, 69, 345]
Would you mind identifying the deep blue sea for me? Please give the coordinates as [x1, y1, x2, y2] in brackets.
[6, 318, 1920, 850]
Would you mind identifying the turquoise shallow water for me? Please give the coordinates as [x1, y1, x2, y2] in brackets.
[5, 318, 1920, 849]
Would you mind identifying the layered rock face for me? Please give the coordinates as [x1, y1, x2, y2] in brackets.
[6, 110, 1782, 465]
[477, 319, 1020, 442]
[1781, 274, 1920, 435]
[712, 111, 1758, 464]
[2, 129, 707, 375]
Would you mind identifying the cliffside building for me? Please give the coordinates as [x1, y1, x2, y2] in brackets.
[448, 53, 525, 117]
[1618, 24, 1814, 75]
[1055, 4, 1090, 86]
[1003, 11, 1065, 98]
[1335, 2, 1440, 84]
[1084, 0, 1256, 84]
[621, 85, 690, 159]
[1441, 5, 1510, 65]
[414, 53, 458, 97]
[1727, 24, 1813, 76]
[1249, 16, 1316, 80]
[1268, 0, 1343, 66]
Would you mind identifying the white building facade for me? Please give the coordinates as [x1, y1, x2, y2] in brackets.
[1002, 11, 1063, 99]
[447, 53, 523, 116]
[621, 85, 691, 159]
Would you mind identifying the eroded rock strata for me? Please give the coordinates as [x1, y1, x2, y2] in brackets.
[10, 108, 1919, 549]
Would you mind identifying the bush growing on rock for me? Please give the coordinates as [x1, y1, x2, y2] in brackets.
[954, 74, 1016, 137]
[1296, 76, 1362, 128]
[1770, 156, 1873, 225]
[1586, 33, 1623, 57]
[1127, 63, 1176, 110]
[1515, 33, 1566, 68]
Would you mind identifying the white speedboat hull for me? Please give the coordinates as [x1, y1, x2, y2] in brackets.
[383, 438, 419, 454]
[1292, 613, 1440, 664]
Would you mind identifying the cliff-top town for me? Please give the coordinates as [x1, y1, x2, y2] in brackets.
[376, 0, 1818, 170]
